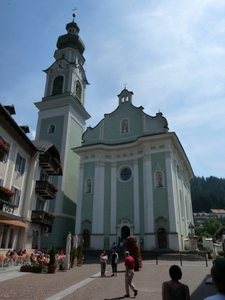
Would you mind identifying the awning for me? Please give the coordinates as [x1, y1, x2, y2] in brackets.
[0, 219, 28, 228]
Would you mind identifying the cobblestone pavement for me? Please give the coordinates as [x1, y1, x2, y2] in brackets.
[0, 259, 216, 300]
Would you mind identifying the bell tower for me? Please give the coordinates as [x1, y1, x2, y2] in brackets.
[34, 13, 90, 248]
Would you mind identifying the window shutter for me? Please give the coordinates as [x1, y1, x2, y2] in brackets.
[16, 190, 21, 207]
[15, 153, 20, 171]
[4, 142, 10, 162]
[11, 186, 15, 205]
[21, 158, 26, 175]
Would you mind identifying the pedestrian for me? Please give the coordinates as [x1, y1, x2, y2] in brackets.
[119, 241, 124, 251]
[203, 257, 225, 300]
[100, 250, 108, 277]
[124, 251, 138, 298]
[162, 265, 190, 300]
[111, 249, 119, 276]
[112, 242, 117, 250]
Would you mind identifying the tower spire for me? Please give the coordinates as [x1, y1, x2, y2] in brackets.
[72, 7, 77, 21]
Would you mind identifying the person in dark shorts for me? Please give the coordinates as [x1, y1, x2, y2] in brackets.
[111, 249, 118, 276]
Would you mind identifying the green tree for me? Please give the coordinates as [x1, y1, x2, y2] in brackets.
[190, 176, 225, 212]
[195, 226, 211, 238]
[202, 217, 222, 237]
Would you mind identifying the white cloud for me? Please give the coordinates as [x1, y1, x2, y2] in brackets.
[0, 0, 224, 178]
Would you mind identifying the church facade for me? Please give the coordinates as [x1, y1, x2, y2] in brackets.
[73, 89, 194, 251]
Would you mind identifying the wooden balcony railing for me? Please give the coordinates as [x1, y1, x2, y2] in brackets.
[31, 210, 55, 226]
[0, 191, 12, 202]
[35, 181, 58, 200]
[39, 154, 62, 175]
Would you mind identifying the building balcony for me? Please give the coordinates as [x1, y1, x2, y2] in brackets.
[0, 187, 15, 214]
[35, 181, 58, 200]
[31, 210, 55, 226]
[39, 154, 62, 175]
[0, 187, 14, 202]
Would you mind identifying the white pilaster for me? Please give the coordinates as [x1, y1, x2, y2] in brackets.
[92, 158, 105, 234]
[110, 162, 117, 233]
[165, 151, 177, 233]
[133, 159, 140, 233]
[75, 162, 84, 234]
[143, 150, 154, 233]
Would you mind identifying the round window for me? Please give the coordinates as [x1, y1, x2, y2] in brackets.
[120, 167, 132, 181]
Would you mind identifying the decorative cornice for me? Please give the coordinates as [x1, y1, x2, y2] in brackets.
[34, 93, 91, 121]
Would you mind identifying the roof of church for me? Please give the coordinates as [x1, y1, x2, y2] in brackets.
[56, 19, 85, 54]
[81, 89, 169, 146]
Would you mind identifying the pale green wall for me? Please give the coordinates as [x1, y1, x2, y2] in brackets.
[152, 152, 170, 232]
[82, 161, 95, 221]
[39, 115, 65, 216]
[62, 117, 82, 215]
[41, 216, 74, 249]
[117, 160, 134, 223]
[39, 115, 83, 248]
[39, 116, 64, 151]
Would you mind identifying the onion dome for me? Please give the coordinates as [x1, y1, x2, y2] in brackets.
[56, 16, 85, 55]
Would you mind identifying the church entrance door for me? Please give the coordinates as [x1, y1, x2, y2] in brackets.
[157, 228, 167, 248]
[121, 226, 130, 242]
[83, 229, 90, 247]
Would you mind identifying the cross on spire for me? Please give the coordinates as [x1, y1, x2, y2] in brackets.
[72, 7, 77, 20]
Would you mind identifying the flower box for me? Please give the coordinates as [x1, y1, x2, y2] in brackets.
[20, 265, 43, 273]
[0, 140, 10, 154]
[0, 186, 14, 202]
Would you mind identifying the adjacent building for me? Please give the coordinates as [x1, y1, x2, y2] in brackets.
[0, 104, 62, 252]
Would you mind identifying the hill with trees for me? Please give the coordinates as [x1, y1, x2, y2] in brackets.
[190, 176, 225, 213]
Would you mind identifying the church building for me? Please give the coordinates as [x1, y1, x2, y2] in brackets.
[73, 89, 194, 251]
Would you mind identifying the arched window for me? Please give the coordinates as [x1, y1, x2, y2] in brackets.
[121, 118, 129, 133]
[52, 76, 63, 95]
[48, 124, 55, 134]
[76, 81, 82, 101]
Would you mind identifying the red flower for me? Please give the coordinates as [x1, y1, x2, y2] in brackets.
[0, 185, 14, 196]
[0, 140, 10, 154]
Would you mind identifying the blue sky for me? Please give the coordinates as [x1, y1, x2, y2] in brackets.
[0, 0, 224, 178]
